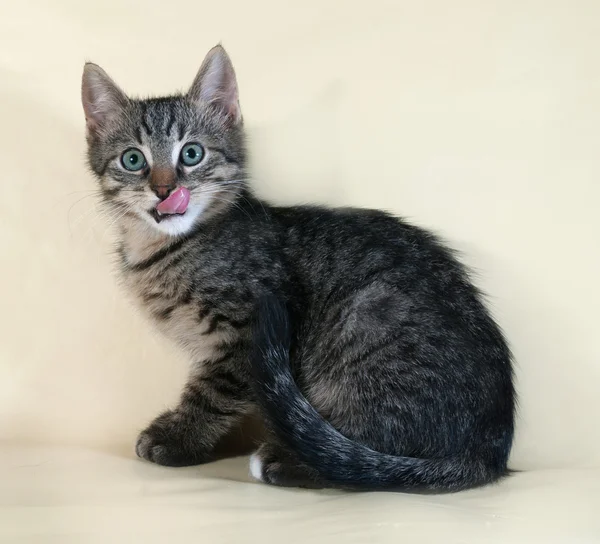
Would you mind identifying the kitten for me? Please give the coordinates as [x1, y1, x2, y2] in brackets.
[81, 45, 515, 491]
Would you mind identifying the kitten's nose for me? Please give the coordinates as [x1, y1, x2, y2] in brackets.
[150, 168, 176, 200]
[152, 184, 175, 200]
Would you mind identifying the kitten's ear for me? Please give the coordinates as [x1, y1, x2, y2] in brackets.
[81, 63, 128, 134]
[188, 45, 241, 124]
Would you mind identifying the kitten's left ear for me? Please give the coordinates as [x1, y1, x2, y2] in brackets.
[188, 45, 242, 125]
[81, 63, 129, 135]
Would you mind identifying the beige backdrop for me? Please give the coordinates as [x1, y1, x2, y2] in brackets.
[1, 0, 599, 474]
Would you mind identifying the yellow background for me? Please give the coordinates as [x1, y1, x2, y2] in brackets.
[1, 1, 599, 541]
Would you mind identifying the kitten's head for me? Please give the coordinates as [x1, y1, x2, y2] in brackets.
[81, 45, 246, 237]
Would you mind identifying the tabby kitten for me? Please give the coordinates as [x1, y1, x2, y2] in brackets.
[81, 45, 515, 491]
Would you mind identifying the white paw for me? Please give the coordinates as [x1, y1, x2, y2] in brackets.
[249, 452, 264, 482]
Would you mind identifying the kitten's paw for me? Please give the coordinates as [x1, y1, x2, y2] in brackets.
[249, 443, 322, 488]
[249, 448, 282, 484]
[249, 452, 266, 482]
[135, 410, 209, 467]
[135, 432, 171, 465]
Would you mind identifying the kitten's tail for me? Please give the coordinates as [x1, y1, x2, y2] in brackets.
[250, 295, 502, 492]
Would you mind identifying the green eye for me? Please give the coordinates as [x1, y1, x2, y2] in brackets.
[121, 148, 146, 171]
[180, 143, 204, 166]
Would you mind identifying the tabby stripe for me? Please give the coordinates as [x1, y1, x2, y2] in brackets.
[183, 385, 238, 417]
[342, 332, 406, 370]
[127, 224, 202, 272]
[202, 398, 238, 417]
[154, 305, 175, 320]
[163, 251, 187, 269]
[116, 244, 127, 268]
[127, 241, 185, 271]
[201, 167, 216, 179]
[202, 314, 227, 335]
[142, 291, 162, 302]
[215, 337, 251, 355]
[199, 285, 219, 295]
[203, 352, 233, 367]
[177, 289, 193, 305]
[165, 103, 176, 136]
[228, 317, 249, 329]
[102, 186, 121, 198]
[98, 154, 118, 177]
[197, 307, 211, 322]
[177, 122, 185, 141]
[141, 103, 153, 135]
[144, 288, 191, 305]
[217, 286, 241, 300]
[202, 313, 249, 335]
[202, 371, 248, 399]
[210, 147, 239, 165]
[134, 126, 143, 145]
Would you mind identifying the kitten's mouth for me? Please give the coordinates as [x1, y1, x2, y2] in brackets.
[150, 187, 190, 223]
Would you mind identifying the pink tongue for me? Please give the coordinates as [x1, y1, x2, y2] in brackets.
[156, 187, 190, 215]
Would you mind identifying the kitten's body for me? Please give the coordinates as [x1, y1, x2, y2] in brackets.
[82, 46, 515, 491]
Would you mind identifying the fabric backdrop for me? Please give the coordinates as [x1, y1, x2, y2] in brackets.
[1, 0, 599, 472]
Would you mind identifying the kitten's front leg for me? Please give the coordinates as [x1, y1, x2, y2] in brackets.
[136, 363, 252, 467]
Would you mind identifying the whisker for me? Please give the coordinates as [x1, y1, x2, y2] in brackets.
[66, 193, 103, 231]
[100, 209, 130, 246]
[52, 189, 103, 209]
[208, 194, 254, 222]
[69, 202, 102, 239]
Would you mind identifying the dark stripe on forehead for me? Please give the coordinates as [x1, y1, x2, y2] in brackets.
[140, 103, 153, 136]
[134, 126, 143, 145]
[165, 102, 176, 137]
[177, 122, 186, 141]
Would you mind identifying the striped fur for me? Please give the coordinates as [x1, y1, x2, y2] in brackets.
[82, 46, 515, 490]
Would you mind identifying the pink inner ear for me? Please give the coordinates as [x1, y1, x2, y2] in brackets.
[225, 95, 241, 121]
[82, 86, 101, 129]
[189, 46, 242, 124]
[81, 63, 127, 131]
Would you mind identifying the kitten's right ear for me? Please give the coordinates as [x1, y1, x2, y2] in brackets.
[81, 63, 128, 135]
[188, 45, 241, 125]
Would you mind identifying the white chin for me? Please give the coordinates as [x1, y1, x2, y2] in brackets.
[143, 203, 205, 236]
